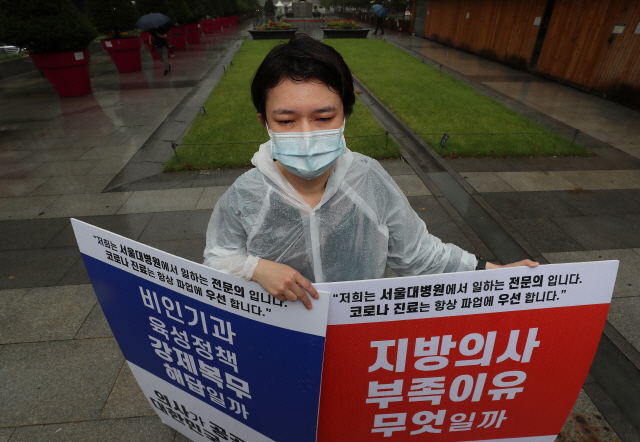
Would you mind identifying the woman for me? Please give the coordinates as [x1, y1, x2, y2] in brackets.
[204, 34, 536, 309]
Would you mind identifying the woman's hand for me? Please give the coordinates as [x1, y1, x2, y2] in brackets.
[251, 259, 320, 310]
[486, 259, 539, 269]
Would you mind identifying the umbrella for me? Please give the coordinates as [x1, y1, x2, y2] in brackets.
[136, 13, 170, 30]
[372, 4, 386, 17]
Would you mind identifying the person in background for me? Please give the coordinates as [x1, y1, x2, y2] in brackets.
[150, 25, 171, 75]
[373, 5, 385, 35]
[203, 34, 537, 310]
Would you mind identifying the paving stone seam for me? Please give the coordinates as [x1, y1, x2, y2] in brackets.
[469, 194, 548, 263]
[0, 336, 115, 346]
[104, 35, 246, 192]
[71, 298, 99, 340]
[97, 359, 127, 420]
[582, 378, 640, 442]
[603, 322, 640, 373]
[0, 414, 163, 430]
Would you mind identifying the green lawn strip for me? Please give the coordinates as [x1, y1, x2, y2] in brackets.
[325, 39, 590, 158]
[164, 41, 401, 172]
[0, 53, 29, 61]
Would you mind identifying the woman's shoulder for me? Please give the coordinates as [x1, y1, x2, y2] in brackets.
[347, 152, 395, 183]
[227, 167, 268, 194]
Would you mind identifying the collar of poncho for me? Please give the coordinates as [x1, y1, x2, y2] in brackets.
[251, 141, 354, 210]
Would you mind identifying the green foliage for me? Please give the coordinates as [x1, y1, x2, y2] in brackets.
[135, 0, 170, 15]
[263, 0, 275, 13]
[327, 20, 362, 29]
[0, 53, 28, 61]
[163, 41, 401, 171]
[167, 0, 193, 24]
[88, 0, 139, 38]
[0, 0, 97, 53]
[201, 0, 219, 17]
[184, 0, 206, 21]
[327, 40, 591, 158]
[255, 20, 291, 30]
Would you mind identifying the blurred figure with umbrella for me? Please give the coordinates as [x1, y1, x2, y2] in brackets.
[137, 13, 172, 75]
[372, 4, 385, 35]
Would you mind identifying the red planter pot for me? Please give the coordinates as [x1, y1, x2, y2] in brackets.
[170, 26, 188, 50]
[213, 19, 223, 31]
[101, 37, 142, 73]
[230, 15, 238, 26]
[140, 31, 160, 59]
[30, 49, 91, 98]
[169, 26, 187, 51]
[220, 17, 230, 28]
[186, 23, 202, 44]
[202, 19, 214, 34]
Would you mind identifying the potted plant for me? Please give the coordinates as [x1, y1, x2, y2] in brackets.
[248, 20, 296, 40]
[167, 0, 193, 50]
[88, 0, 141, 73]
[322, 20, 370, 38]
[0, 0, 97, 97]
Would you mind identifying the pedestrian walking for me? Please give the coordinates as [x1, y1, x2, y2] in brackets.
[150, 25, 171, 75]
[373, 4, 386, 35]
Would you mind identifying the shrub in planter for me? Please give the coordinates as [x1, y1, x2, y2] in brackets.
[255, 20, 291, 30]
[88, 0, 142, 73]
[326, 20, 362, 29]
[167, 0, 193, 49]
[249, 20, 295, 39]
[0, 0, 97, 97]
[185, 0, 205, 43]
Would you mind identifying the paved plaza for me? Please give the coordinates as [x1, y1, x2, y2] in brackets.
[1, 19, 639, 441]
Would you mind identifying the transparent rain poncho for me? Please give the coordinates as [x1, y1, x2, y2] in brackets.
[203, 142, 476, 283]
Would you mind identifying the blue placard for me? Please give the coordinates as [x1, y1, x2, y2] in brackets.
[73, 219, 329, 442]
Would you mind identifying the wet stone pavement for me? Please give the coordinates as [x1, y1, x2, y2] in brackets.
[1, 19, 640, 441]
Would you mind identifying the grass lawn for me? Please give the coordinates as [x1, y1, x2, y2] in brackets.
[163, 41, 401, 172]
[0, 53, 28, 62]
[326, 39, 590, 158]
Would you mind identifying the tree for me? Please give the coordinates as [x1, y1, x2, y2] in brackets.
[88, 0, 139, 38]
[167, 0, 193, 24]
[136, 0, 171, 15]
[264, 0, 275, 13]
[184, 0, 207, 21]
[0, 0, 97, 53]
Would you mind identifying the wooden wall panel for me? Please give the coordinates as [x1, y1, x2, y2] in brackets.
[536, 0, 640, 106]
[419, 0, 546, 69]
[416, 0, 640, 106]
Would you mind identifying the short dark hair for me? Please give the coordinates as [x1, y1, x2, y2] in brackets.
[251, 34, 355, 121]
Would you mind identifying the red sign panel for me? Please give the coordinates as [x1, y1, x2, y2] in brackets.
[315, 262, 617, 442]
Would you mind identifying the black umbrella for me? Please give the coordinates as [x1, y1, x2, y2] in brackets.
[136, 13, 170, 30]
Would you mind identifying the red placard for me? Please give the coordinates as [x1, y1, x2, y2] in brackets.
[315, 262, 617, 442]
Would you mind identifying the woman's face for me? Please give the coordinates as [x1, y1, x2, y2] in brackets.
[260, 78, 344, 133]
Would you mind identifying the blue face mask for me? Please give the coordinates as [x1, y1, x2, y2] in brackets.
[268, 121, 346, 180]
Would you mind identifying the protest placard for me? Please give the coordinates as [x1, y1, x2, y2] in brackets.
[315, 261, 618, 442]
[72, 219, 330, 442]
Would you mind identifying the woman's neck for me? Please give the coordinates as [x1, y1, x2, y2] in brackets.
[275, 161, 332, 208]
